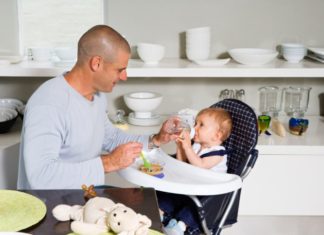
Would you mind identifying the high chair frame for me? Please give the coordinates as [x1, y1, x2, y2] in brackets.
[189, 99, 259, 235]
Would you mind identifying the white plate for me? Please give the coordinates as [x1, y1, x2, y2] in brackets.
[193, 58, 230, 66]
[53, 60, 75, 67]
[307, 54, 324, 63]
[308, 47, 324, 57]
[127, 112, 161, 126]
[0, 56, 24, 64]
[228, 48, 278, 66]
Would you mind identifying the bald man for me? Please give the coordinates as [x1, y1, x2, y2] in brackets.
[17, 25, 175, 189]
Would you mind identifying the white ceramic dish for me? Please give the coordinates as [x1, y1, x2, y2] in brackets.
[54, 47, 77, 61]
[137, 43, 165, 65]
[53, 60, 75, 67]
[0, 98, 24, 110]
[119, 148, 242, 195]
[307, 54, 324, 63]
[308, 47, 324, 60]
[0, 55, 24, 64]
[124, 91, 163, 119]
[228, 48, 278, 66]
[193, 58, 230, 66]
[127, 112, 161, 126]
[308, 47, 324, 56]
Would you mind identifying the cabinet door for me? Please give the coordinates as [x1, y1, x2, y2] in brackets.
[239, 154, 324, 215]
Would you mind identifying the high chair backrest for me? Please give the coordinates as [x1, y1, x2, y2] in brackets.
[210, 99, 258, 175]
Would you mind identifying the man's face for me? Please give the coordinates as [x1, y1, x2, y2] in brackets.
[94, 50, 130, 92]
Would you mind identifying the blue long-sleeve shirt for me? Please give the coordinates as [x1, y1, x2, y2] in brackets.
[17, 74, 147, 189]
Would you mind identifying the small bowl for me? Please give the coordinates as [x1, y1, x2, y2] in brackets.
[137, 43, 165, 65]
[54, 47, 77, 61]
[30, 47, 53, 62]
[0, 108, 18, 133]
[228, 48, 278, 66]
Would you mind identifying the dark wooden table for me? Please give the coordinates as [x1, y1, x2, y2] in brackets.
[21, 188, 162, 235]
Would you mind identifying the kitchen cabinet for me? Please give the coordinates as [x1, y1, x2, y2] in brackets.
[0, 58, 323, 216]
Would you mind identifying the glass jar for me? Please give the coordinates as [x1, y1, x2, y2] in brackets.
[283, 87, 312, 117]
[258, 86, 282, 117]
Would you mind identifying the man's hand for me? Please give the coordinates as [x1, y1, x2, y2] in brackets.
[101, 142, 143, 173]
[153, 116, 182, 146]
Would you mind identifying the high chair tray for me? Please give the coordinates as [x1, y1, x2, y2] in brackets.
[118, 148, 242, 195]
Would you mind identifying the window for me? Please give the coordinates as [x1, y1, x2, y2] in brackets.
[19, 0, 104, 50]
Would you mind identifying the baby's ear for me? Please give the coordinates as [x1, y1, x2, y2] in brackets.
[213, 130, 223, 141]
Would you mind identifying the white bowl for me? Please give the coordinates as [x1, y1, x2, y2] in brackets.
[137, 43, 165, 65]
[0, 98, 24, 110]
[228, 48, 278, 66]
[54, 47, 77, 61]
[124, 92, 163, 118]
[283, 53, 305, 63]
[30, 47, 53, 62]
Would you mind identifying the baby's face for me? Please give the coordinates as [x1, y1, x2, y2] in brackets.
[193, 114, 219, 145]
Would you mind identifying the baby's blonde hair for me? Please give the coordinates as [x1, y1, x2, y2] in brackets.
[197, 107, 232, 141]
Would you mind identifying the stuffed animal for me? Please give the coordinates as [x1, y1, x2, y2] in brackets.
[52, 197, 152, 235]
[106, 204, 152, 235]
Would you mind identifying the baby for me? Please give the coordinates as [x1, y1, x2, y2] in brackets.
[159, 107, 233, 235]
[176, 107, 232, 172]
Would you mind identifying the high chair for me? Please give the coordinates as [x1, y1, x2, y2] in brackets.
[119, 99, 259, 235]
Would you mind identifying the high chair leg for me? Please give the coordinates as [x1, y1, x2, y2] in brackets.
[188, 195, 212, 235]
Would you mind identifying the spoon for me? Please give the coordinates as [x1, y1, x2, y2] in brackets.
[140, 151, 152, 169]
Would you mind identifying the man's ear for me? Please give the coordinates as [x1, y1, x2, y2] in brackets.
[89, 56, 102, 71]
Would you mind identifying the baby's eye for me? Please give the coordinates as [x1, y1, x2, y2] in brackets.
[118, 222, 121, 226]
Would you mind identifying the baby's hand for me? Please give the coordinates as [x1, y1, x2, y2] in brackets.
[177, 130, 191, 147]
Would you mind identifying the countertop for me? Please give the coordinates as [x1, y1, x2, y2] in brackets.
[1, 115, 323, 155]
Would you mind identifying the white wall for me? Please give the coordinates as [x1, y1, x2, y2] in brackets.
[105, 0, 324, 58]
[1, 0, 324, 114]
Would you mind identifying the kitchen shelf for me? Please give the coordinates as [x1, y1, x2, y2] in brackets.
[1, 58, 324, 78]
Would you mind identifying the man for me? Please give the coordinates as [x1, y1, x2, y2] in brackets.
[17, 25, 175, 189]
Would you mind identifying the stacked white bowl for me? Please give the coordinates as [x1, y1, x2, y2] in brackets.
[281, 43, 306, 63]
[185, 26, 211, 61]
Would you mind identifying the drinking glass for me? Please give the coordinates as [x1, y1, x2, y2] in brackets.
[258, 86, 282, 117]
[283, 87, 312, 117]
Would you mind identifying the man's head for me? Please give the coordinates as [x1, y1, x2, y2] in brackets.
[77, 25, 130, 64]
[76, 25, 131, 93]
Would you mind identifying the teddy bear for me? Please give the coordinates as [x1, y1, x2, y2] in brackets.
[52, 196, 152, 235]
